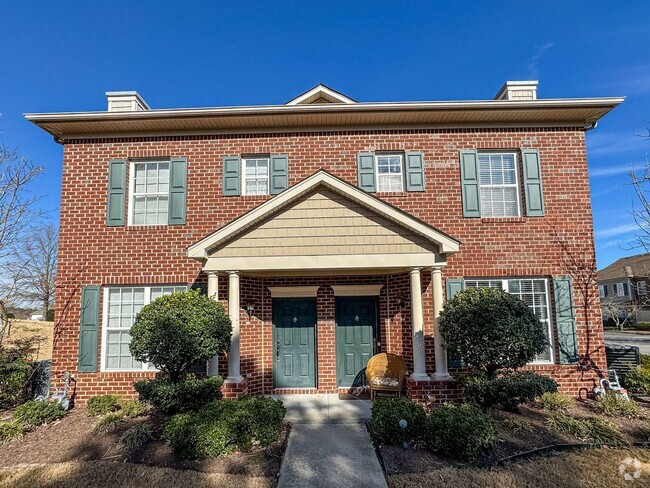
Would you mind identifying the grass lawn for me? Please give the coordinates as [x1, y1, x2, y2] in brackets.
[6, 320, 54, 360]
[388, 447, 650, 488]
[0, 460, 274, 488]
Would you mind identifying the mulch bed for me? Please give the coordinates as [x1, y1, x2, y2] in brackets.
[0, 407, 290, 480]
[378, 398, 650, 476]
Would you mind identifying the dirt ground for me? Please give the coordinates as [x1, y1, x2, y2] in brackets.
[380, 398, 650, 476]
[0, 407, 289, 481]
[6, 320, 54, 360]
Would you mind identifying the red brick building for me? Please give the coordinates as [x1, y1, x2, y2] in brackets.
[26, 82, 622, 403]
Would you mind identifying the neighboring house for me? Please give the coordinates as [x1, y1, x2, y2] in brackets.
[26, 81, 622, 403]
[598, 253, 650, 321]
[30, 314, 44, 322]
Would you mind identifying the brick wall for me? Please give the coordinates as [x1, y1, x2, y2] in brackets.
[53, 128, 605, 403]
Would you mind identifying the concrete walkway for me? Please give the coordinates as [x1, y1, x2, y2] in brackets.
[274, 394, 387, 488]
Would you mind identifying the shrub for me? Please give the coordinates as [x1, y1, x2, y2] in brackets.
[595, 393, 640, 417]
[635, 322, 650, 332]
[538, 392, 575, 411]
[624, 366, 650, 394]
[463, 371, 558, 411]
[425, 403, 497, 460]
[93, 412, 124, 434]
[118, 422, 154, 453]
[546, 414, 628, 447]
[120, 399, 148, 418]
[87, 395, 122, 416]
[0, 420, 27, 443]
[501, 417, 534, 432]
[13, 401, 65, 427]
[130, 290, 232, 382]
[164, 396, 286, 459]
[0, 338, 40, 408]
[439, 287, 548, 377]
[135, 375, 223, 414]
[368, 399, 426, 445]
[640, 354, 650, 369]
[46, 309, 55, 321]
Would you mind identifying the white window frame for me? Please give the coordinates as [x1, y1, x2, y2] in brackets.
[614, 282, 628, 297]
[375, 153, 405, 192]
[599, 285, 606, 298]
[101, 285, 187, 372]
[638, 281, 647, 296]
[128, 159, 171, 226]
[477, 152, 522, 218]
[464, 277, 554, 364]
[241, 156, 270, 196]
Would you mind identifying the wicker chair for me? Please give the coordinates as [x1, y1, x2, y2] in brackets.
[365, 353, 407, 401]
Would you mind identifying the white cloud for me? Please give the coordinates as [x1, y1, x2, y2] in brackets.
[586, 132, 649, 157]
[527, 43, 554, 78]
[595, 223, 639, 239]
[589, 164, 633, 177]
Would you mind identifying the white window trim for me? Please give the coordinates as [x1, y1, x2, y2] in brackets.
[127, 159, 170, 226]
[477, 152, 522, 218]
[614, 282, 628, 297]
[375, 153, 404, 192]
[241, 156, 270, 196]
[599, 285, 606, 298]
[100, 284, 187, 372]
[464, 277, 554, 364]
[638, 281, 647, 296]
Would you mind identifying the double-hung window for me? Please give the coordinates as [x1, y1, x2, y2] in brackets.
[102, 285, 186, 371]
[242, 157, 270, 195]
[130, 161, 170, 225]
[638, 281, 647, 296]
[376, 154, 404, 192]
[478, 153, 520, 217]
[464, 278, 553, 363]
[614, 282, 629, 297]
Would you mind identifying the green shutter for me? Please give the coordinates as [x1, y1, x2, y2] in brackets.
[78, 286, 100, 373]
[445, 279, 466, 367]
[459, 150, 481, 217]
[522, 149, 545, 217]
[168, 158, 187, 225]
[405, 151, 425, 192]
[223, 156, 241, 196]
[553, 277, 578, 364]
[357, 152, 376, 192]
[270, 154, 289, 194]
[106, 159, 126, 226]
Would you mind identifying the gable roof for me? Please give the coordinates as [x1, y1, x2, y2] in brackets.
[598, 253, 650, 281]
[285, 84, 357, 105]
[187, 170, 460, 260]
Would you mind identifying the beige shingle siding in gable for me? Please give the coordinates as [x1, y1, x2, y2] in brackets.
[213, 189, 437, 257]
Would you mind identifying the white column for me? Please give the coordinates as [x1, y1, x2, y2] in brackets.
[432, 267, 452, 380]
[207, 272, 220, 376]
[226, 271, 243, 383]
[410, 268, 429, 381]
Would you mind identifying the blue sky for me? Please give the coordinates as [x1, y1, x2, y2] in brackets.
[1, 1, 648, 268]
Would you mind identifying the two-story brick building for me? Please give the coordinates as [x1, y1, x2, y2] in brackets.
[26, 82, 622, 403]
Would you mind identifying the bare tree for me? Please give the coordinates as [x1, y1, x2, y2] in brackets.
[630, 157, 650, 251]
[0, 146, 44, 342]
[11, 224, 58, 318]
[600, 295, 641, 330]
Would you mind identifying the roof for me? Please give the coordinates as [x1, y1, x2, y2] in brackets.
[24, 84, 624, 141]
[598, 253, 650, 281]
[188, 169, 461, 260]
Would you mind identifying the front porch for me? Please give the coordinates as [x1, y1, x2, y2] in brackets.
[187, 171, 462, 402]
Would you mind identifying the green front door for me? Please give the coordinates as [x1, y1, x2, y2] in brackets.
[336, 296, 378, 387]
[273, 298, 317, 388]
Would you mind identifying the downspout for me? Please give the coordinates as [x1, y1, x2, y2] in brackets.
[584, 121, 598, 131]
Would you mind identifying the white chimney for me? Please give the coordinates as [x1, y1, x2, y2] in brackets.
[106, 91, 150, 112]
[494, 81, 538, 101]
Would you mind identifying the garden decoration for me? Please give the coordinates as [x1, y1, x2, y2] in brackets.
[51, 372, 71, 410]
[399, 418, 409, 449]
[593, 369, 629, 401]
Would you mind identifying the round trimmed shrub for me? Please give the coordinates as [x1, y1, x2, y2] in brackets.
[439, 287, 548, 377]
[368, 399, 426, 445]
[463, 371, 558, 411]
[13, 400, 65, 427]
[425, 403, 497, 460]
[87, 394, 121, 416]
[135, 375, 223, 414]
[130, 290, 232, 382]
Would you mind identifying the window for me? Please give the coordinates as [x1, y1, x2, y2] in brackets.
[130, 161, 169, 226]
[478, 153, 520, 217]
[465, 278, 553, 363]
[376, 154, 404, 192]
[614, 282, 629, 297]
[638, 281, 647, 296]
[102, 285, 187, 371]
[599, 285, 607, 298]
[242, 157, 270, 195]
